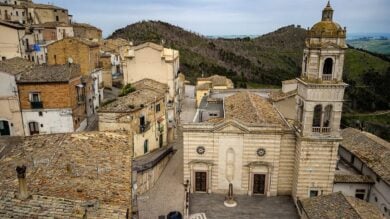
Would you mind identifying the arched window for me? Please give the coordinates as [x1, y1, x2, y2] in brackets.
[312, 105, 322, 127]
[323, 58, 333, 80]
[323, 105, 333, 127]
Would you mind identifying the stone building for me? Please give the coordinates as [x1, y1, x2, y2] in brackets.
[334, 128, 390, 217]
[122, 42, 181, 139]
[0, 131, 133, 218]
[98, 79, 173, 195]
[0, 0, 71, 25]
[183, 2, 348, 203]
[16, 64, 87, 135]
[46, 37, 103, 122]
[0, 57, 34, 136]
[195, 74, 234, 107]
[72, 22, 102, 42]
[0, 20, 25, 61]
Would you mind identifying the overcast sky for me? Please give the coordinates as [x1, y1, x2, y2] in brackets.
[36, 0, 390, 37]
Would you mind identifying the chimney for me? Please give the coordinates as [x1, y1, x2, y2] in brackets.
[16, 165, 28, 200]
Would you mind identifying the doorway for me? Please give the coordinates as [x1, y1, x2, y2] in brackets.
[195, 171, 207, 192]
[0, 121, 10, 136]
[253, 174, 266, 195]
[28, 121, 39, 135]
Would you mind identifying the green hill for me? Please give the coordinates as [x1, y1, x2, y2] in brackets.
[109, 20, 390, 111]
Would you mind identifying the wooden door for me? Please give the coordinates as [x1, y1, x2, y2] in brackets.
[253, 174, 266, 195]
[195, 172, 207, 192]
[29, 122, 39, 135]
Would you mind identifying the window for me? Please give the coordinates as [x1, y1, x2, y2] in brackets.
[304, 56, 308, 73]
[355, 189, 366, 200]
[323, 58, 333, 80]
[16, 11, 18, 16]
[1, 57, 5, 61]
[38, 111, 43, 117]
[156, 103, 161, 112]
[54, 55, 57, 64]
[309, 190, 319, 197]
[144, 139, 149, 154]
[22, 11, 25, 16]
[209, 113, 217, 117]
[56, 16, 59, 21]
[76, 85, 85, 104]
[30, 92, 41, 102]
[313, 105, 322, 127]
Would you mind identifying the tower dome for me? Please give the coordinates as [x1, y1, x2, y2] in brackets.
[308, 1, 346, 38]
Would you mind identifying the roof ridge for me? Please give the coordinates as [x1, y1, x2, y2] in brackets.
[247, 92, 264, 123]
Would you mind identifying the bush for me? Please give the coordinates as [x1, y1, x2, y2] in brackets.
[119, 84, 135, 97]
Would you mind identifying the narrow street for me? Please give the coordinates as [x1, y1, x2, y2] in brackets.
[137, 85, 196, 218]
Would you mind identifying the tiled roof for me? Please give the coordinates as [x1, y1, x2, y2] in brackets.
[0, 132, 132, 214]
[0, 57, 35, 75]
[0, 191, 127, 218]
[197, 75, 234, 88]
[131, 78, 168, 95]
[0, 20, 25, 29]
[99, 89, 164, 113]
[32, 21, 71, 28]
[196, 82, 211, 90]
[17, 64, 81, 83]
[224, 92, 285, 126]
[269, 90, 297, 102]
[72, 22, 102, 31]
[300, 192, 382, 219]
[341, 128, 390, 185]
[334, 174, 374, 184]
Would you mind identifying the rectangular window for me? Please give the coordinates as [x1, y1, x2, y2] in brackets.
[30, 92, 41, 102]
[144, 139, 149, 154]
[156, 103, 160, 112]
[76, 85, 85, 104]
[16, 11, 18, 16]
[355, 189, 366, 200]
[309, 190, 319, 197]
[56, 15, 59, 21]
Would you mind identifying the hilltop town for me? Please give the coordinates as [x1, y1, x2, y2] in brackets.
[0, 1, 389, 219]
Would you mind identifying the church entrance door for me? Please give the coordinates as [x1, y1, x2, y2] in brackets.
[253, 174, 266, 195]
[195, 171, 207, 192]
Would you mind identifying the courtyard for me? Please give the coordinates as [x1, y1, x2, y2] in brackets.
[190, 193, 299, 219]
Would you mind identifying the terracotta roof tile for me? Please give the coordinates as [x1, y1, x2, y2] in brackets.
[17, 64, 81, 83]
[0, 58, 35, 75]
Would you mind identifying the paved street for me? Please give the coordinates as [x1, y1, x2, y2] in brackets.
[180, 85, 196, 123]
[190, 194, 299, 219]
[137, 85, 196, 219]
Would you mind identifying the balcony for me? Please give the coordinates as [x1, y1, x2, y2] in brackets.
[312, 127, 331, 133]
[30, 101, 43, 109]
[322, 74, 332, 81]
[139, 121, 151, 133]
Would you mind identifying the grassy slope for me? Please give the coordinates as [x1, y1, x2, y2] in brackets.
[348, 39, 390, 55]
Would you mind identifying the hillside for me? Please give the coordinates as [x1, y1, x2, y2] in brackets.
[109, 21, 389, 87]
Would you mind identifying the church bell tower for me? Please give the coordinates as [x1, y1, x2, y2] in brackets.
[292, 1, 348, 201]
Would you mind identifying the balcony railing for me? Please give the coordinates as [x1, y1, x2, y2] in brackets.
[322, 74, 332, 81]
[139, 121, 151, 133]
[30, 101, 43, 109]
[312, 127, 331, 133]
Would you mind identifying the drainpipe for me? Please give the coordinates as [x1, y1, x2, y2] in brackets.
[16, 165, 28, 200]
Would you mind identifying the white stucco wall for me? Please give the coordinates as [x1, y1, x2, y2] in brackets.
[333, 183, 371, 200]
[22, 108, 75, 136]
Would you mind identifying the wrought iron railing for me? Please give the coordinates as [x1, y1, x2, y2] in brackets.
[30, 101, 43, 109]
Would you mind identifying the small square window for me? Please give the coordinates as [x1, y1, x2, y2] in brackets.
[38, 111, 43, 116]
[40, 124, 43, 128]
[309, 190, 319, 197]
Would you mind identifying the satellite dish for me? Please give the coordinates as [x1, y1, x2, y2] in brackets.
[68, 57, 73, 64]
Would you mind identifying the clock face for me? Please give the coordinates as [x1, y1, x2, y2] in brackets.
[197, 146, 205, 155]
[257, 148, 266, 157]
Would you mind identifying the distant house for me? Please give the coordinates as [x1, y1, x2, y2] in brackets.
[335, 128, 390, 217]
[16, 64, 87, 135]
[195, 74, 234, 107]
[0, 20, 25, 60]
[122, 42, 180, 139]
[0, 57, 34, 136]
[47, 37, 103, 122]
[72, 22, 102, 42]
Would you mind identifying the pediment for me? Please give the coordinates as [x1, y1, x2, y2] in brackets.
[213, 120, 249, 133]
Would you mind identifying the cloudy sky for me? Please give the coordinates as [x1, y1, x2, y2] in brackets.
[36, 0, 390, 37]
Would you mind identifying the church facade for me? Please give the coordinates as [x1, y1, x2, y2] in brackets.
[183, 2, 347, 202]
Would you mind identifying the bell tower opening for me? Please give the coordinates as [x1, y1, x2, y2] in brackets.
[322, 1, 334, 21]
[323, 58, 333, 80]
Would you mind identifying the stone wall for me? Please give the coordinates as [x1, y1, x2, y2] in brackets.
[47, 38, 99, 75]
[73, 26, 102, 41]
[292, 138, 339, 201]
[135, 154, 170, 195]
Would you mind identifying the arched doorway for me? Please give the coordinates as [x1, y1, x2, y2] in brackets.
[28, 121, 39, 135]
[0, 120, 10, 136]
